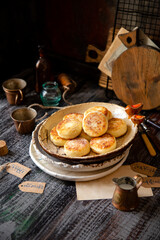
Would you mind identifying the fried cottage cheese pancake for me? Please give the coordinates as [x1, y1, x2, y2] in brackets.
[84, 106, 112, 120]
[90, 133, 116, 154]
[63, 113, 84, 122]
[87, 149, 98, 156]
[50, 127, 67, 146]
[108, 110, 112, 120]
[107, 118, 127, 138]
[82, 111, 108, 137]
[56, 118, 82, 139]
[79, 129, 92, 141]
[64, 138, 90, 157]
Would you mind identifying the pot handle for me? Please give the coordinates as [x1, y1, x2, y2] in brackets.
[15, 89, 23, 104]
[134, 174, 143, 190]
[17, 122, 22, 132]
[112, 178, 118, 185]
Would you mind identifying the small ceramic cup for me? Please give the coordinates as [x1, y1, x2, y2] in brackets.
[11, 107, 47, 134]
[2, 78, 27, 105]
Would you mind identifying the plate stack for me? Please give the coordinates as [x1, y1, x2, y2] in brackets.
[29, 102, 137, 181]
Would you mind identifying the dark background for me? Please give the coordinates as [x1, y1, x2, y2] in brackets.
[1, 0, 160, 89]
[0, 0, 115, 85]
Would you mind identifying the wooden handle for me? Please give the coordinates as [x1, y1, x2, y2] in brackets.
[141, 133, 156, 156]
[118, 28, 139, 48]
[85, 44, 105, 63]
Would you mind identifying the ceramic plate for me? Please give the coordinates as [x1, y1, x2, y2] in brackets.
[38, 102, 137, 164]
[29, 141, 128, 181]
[32, 121, 131, 172]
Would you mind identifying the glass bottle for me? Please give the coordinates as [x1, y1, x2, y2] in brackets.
[35, 46, 53, 93]
[40, 81, 61, 106]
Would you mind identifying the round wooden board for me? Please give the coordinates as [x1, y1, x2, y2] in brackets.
[112, 46, 160, 110]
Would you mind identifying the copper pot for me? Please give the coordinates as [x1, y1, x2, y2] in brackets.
[2, 78, 27, 105]
[11, 107, 47, 134]
[112, 175, 143, 211]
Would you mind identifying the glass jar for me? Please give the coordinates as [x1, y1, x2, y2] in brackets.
[40, 81, 61, 106]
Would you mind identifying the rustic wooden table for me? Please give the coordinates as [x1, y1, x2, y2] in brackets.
[0, 71, 160, 240]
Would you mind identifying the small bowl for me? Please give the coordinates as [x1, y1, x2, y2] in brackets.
[38, 102, 138, 164]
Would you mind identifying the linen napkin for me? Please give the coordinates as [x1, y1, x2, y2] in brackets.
[76, 165, 153, 200]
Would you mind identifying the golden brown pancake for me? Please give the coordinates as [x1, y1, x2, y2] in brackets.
[64, 138, 90, 157]
[56, 118, 82, 139]
[63, 113, 84, 122]
[107, 118, 127, 137]
[50, 126, 67, 146]
[87, 149, 98, 156]
[108, 110, 112, 120]
[79, 129, 92, 141]
[82, 111, 108, 137]
[84, 106, 112, 120]
[90, 133, 116, 154]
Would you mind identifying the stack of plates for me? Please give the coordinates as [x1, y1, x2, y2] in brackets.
[30, 124, 130, 182]
[29, 102, 137, 181]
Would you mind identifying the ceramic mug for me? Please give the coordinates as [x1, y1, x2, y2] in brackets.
[112, 175, 143, 211]
[11, 107, 47, 134]
[2, 78, 27, 105]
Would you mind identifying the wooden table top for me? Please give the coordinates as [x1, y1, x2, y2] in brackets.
[0, 71, 160, 240]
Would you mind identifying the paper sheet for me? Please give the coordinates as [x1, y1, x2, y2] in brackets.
[98, 27, 159, 78]
[98, 27, 128, 78]
[76, 165, 153, 200]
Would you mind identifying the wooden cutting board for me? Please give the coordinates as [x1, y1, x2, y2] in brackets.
[112, 29, 160, 110]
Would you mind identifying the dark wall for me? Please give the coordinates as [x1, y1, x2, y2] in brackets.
[0, 0, 44, 81]
[0, 0, 115, 83]
[44, 0, 115, 61]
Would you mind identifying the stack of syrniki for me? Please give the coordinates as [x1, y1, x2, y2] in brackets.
[50, 106, 127, 157]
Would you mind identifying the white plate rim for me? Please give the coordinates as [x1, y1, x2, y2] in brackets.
[29, 141, 129, 181]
